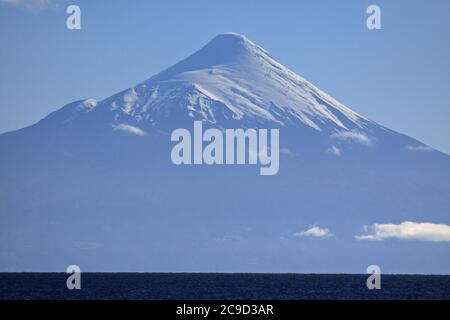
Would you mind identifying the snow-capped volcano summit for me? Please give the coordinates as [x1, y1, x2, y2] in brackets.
[143, 32, 369, 130]
[70, 33, 370, 134]
[1, 33, 449, 273]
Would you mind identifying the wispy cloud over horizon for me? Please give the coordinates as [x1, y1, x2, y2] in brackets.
[294, 226, 334, 239]
[0, 0, 65, 12]
[356, 221, 450, 242]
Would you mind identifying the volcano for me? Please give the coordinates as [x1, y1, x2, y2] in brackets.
[1, 33, 449, 273]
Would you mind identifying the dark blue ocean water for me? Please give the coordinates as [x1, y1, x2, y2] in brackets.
[0, 273, 449, 300]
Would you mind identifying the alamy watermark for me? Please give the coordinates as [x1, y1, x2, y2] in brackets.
[66, 265, 81, 290]
[66, 5, 81, 30]
[366, 265, 381, 290]
[367, 5, 381, 30]
[170, 121, 279, 175]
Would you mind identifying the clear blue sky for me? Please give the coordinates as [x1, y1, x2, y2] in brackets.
[1, 0, 449, 153]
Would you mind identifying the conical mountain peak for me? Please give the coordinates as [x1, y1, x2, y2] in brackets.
[150, 33, 262, 81]
[32, 33, 371, 134]
[137, 33, 368, 131]
[190, 32, 258, 63]
[206, 32, 254, 53]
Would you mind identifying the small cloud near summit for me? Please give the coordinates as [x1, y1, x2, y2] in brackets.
[331, 130, 374, 146]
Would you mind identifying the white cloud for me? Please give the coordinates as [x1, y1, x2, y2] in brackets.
[0, 0, 65, 12]
[122, 88, 138, 114]
[326, 145, 341, 156]
[294, 226, 333, 238]
[331, 130, 374, 145]
[406, 145, 433, 152]
[112, 123, 147, 136]
[280, 147, 297, 157]
[355, 221, 450, 242]
[81, 99, 97, 109]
